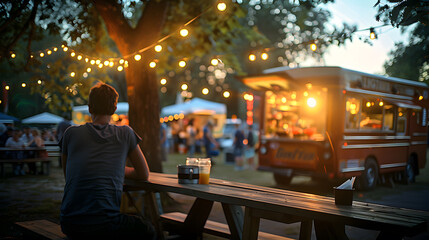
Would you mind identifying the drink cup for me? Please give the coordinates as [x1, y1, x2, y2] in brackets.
[186, 157, 199, 166]
[198, 158, 211, 184]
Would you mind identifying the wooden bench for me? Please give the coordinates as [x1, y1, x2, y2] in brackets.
[0, 158, 51, 177]
[161, 211, 294, 240]
[15, 220, 66, 240]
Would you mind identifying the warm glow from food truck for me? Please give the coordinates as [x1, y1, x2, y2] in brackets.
[264, 87, 327, 141]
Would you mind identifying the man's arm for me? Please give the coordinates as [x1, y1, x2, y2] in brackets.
[125, 145, 150, 181]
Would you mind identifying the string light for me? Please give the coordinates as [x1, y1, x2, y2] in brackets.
[119, 59, 125, 64]
[77, 55, 82, 60]
[217, 1, 227, 11]
[103, 60, 109, 66]
[178, 60, 186, 68]
[39, 52, 44, 57]
[419, 95, 423, 101]
[134, 54, 142, 61]
[70, 72, 75, 77]
[70, 52, 76, 57]
[154, 45, 162, 52]
[202, 87, 209, 95]
[179, 28, 189, 37]
[223, 91, 230, 98]
[109, 61, 114, 67]
[98, 63, 103, 68]
[248, 53, 256, 61]
[53, 47, 58, 52]
[117, 66, 123, 71]
[181, 83, 188, 91]
[261, 52, 269, 60]
[160, 78, 167, 85]
[310, 43, 317, 51]
[90, 60, 95, 65]
[22, 83, 26, 87]
[11, 53, 16, 58]
[37, 80, 42, 84]
[95, 59, 101, 65]
[86, 67, 91, 72]
[63, 47, 68, 51]
[5, 85, 10, 90]
[47, 50, 52, 55]
[211, 58, 219, 66]
[369, 28, 377, 40]
[149, 61, 157, 68]
[85, 57, 89, 62]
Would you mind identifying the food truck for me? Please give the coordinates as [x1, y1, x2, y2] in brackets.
[241, 66, 429, 189]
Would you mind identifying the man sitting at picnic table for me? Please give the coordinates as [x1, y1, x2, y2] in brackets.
[59, 82, 155, 240]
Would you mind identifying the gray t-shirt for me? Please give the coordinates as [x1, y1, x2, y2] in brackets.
[60, 123, 141, 224]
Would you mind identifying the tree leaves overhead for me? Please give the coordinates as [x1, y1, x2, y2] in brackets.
[384, 24, 429, 82]
[375, 0, 429, 27]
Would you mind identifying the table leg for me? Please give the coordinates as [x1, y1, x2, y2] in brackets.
[183, 198, 214, 238]
[299, 219, 313, 240]
[314, 220, 348, 240]
[242, 207, 260, 240]
[222, 203, 244, 240]
[377, 231, 404, 240]
[143, 191, 165, 240]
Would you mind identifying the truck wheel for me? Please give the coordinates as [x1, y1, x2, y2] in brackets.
[405, 157, 416, 183]
[274, 173, 293, 185]
[361, 158, 378, 190]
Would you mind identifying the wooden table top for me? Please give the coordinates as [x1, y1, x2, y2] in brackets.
[125, 172, 428, 236]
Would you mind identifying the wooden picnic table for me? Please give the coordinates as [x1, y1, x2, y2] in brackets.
[124, 172, 428, 240]
[0, 147, 51, 177]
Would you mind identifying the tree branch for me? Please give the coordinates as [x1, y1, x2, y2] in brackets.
[5, 0, 39, 56]
[133, 0, 170, 48]
[92, 0, 133, 54]
[0, 0, 30, 33]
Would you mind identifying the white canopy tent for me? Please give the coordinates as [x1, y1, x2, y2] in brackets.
[72, 102, 129, 125]
[161, 98, 227, 138]
[22, 112, 64, 124]
[161, 98, 226, 117]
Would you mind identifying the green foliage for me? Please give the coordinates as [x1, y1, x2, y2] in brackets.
[375, 0, 429, 27]
[384, 24, 429, 82]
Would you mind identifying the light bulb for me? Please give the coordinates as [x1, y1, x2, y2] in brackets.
[154, 45, 162, 52]
[249, 53, 256, 61]
[180, 28, 189, 37]
[134, 54, 142, 61]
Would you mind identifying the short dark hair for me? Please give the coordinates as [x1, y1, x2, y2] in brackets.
[88, 82, 118, 115]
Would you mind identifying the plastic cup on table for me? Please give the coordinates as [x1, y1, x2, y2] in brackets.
[198, 158, 211, 184]
[186, 157, 199, 166]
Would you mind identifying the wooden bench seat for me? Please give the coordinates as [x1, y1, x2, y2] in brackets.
[15, 220, 66, 240]
[161, 211, 294, 240]
[0, 158, 51, 177]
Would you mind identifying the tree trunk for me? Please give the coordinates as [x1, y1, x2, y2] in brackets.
[93, 0, 169, 172]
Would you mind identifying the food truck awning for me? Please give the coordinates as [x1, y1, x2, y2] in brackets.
[240, 74, 292, 91]
[389, 100, 422, 110]
[161, 98, 226, 117]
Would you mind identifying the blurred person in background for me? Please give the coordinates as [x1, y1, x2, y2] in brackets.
[245, 125, 256, 169]
[160, 121, 169, 162]
[233, 123, 245, 171]
[186, 118, 196, 157]
[6, 129, 26, 175]
[26, 128, 45, 174]
[20, 126, 33, 145]
[203, 121, 219, 164]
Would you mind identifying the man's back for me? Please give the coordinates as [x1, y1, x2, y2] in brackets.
[61, 123, 139, 224]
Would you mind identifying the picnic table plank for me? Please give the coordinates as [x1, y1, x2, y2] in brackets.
[125, 173, 428, 239]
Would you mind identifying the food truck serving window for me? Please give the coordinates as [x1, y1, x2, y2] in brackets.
[345, 97, 395, 132]
[264, 88, 327, 141]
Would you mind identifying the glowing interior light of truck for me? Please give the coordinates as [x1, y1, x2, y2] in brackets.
[307, 97, 317, 108]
